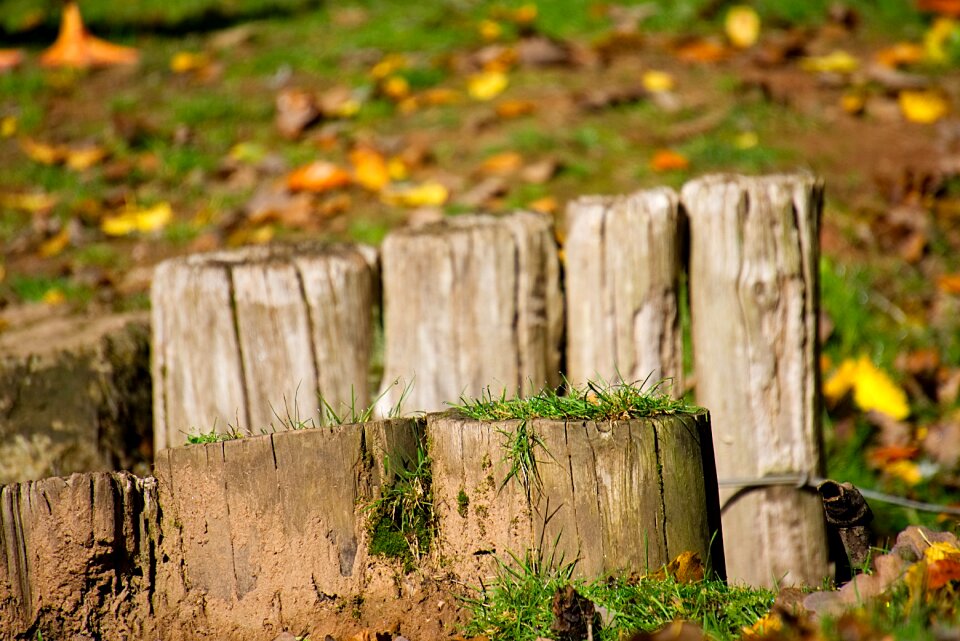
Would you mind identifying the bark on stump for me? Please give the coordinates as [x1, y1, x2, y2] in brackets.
[565, 189, 684, 392]
[0, 471, 159, 639]
[151, 243, 375, 451]
[682, 173, 828, 587]
[429, 410, 724, 581]
[152, 418, 422, 638]
[377, 212, 563, 415]
[0, 312, 152, 484]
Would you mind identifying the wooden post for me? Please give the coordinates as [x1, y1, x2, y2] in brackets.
[429, 410, 724, 581]
[682, 173, 828, 587]
[377, 213, 563, 414]
[565, 189, 684, 393]
[151, 243, 375, 451]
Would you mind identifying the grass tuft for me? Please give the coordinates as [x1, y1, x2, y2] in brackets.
[452, 377, 698, 423]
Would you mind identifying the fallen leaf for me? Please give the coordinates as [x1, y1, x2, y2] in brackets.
[517, 37, 571, 67]
[528, 196, 559, 214]
[928, 558, 960, 589]
[421, 88, 462, 106]
[733, 131, 759, 149]
[801, 50, 859, 74]
[317, 86, 363, 118]
[876, 42, 925, 68]
[170, 51, 210, 74]
[350, 147, 391, 191]
[381, 181, 449, 207]
[825, 356, 910, 420]
[370, 53, 407, 80]
[0, 49, 24, 73]
[868, 444, 919, 467]
[42, 289, 66, 306]
[64, 144, 107, 171]
[924, 540, 960, 562]
[496, 99, 537, 118]
[20, 138, 64, 165]
[899, 89, 950, 123]
[841, 91, 867, 115]
[286, 161, 352, 192]
[924, 17, 960, 62]
[468, 70, 509, 100]
[521, 158, 559, 183]
[642, 70, 675, 93]
[725, 6, 761, 49]
[38, 227, 70, 258]
[0, 192, 59, 214]
[673, 38, 729, 63]
[920, 1, 960, 18]
[458, 176, 508, 207]
[884, 460, 923, 486]
[1, 115, 16, 137]
[275, 87, 320, 139]
[650, 149, 689, 172]
[381, 75, 411, 100]
[480, 151, 523, 175]
[40, 2, 139, 68]
[478, 19, 503, 41]
[101, 202, 173, 236]
[938, 273, 960, 293]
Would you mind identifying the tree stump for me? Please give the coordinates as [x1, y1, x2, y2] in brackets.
[151, 243, 375, 451]
[682, 173, 828, 587]
[564, 189, 684, 392]
[429, 410, 724, 580]
[377, 213, 563, 414]
[0, 472, 158, 638]
[152, 418, 422, 637]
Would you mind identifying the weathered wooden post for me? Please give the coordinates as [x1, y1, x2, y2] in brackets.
[429, 408, 724, 580]
[377, 213, 563, 414]
[151, 243, 375, 451]
[682, 173, 828, 587]
[565, 189, 684, 392]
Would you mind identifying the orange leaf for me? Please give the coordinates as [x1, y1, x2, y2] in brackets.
[875, 42, 925, 68]
[868, 444, 919, 467]
[287, 161, 352, 192]
[349, 148, 390, 191]
[0, 49, 24, 73]
[674, 38, 729, 63]
[480, 151, 523, 175]
[650, 149, 690, 172]
[496, 99, 536, 118]
[528, 196, 558, 214]
[928, 558, 960, 589]
[40, 2, 139, 68]
[918, 0, 960, 17]
[938, 273, 960, 293]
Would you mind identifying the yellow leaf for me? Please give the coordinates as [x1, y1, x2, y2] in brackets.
[885, 460, 923, 486]
[381, 181, 449, 207]
[1, 115, 17, 138]
[20, 138, 64, 165]
[824, 358, 859, 402]
[64, 145, 107, 170]
[387, 157, 408, 181]
[468, 70, 509, 101]
[512, 4, 538, 24]
[478, 19, 503, 41]
[642, 70, 674, 93]
[725, 6, 761, 49]
[421, 88, 462, 106]
[734, 131, 758, 149]
[528, 196, 558, 214]
[841, 91, 867, 115]
[101, 202, 173, 236]
[42, 288, 65, 306]
[801, 50, 859, 74]
[0, 192, 59, 214]
[371, 53, 407, 80]
[852, 355, 910, 419]
[924, 17, 958, 63]
[39, 227, 70, 258]
[925, 541, 960, 562]
[899, 90, 950, 124]
[349, 147, 391, 191]
[170, 51, 210, 74]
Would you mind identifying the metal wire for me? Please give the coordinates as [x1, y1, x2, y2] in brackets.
[717, 474, 960, 517]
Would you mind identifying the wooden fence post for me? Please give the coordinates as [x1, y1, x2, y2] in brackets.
[565, 189, 684, 392]
[377, 213, 563, 414]
[151, 243, 375, 451]
[682, 173, 828, 587]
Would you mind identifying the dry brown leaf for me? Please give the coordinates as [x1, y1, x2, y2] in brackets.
[521, 158, 559, 184]
[458, 176, 508, 207]
[516, 36, 571, 67]
[275, 87, 320, 139]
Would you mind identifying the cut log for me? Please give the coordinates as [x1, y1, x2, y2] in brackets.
[682, 173, 828, 587]
[377, 212, 563, 415]
[0, 311, 151, 484]
[429, 410, 724, 581]
[152, 418, 423, 637]
[0, 471, 158, 638]
[151, 243, 375, 451]
[565, 189, 684, 393]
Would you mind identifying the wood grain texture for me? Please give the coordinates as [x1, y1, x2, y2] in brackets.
[429, 411, 716, 580]
[378, 213, 562, 415]
[682, 173, 827, 587]
[565, 189, 683, 393]
[151, 244, 375, 452]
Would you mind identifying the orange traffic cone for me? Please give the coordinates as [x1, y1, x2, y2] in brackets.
[40, 2, 139, 68]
